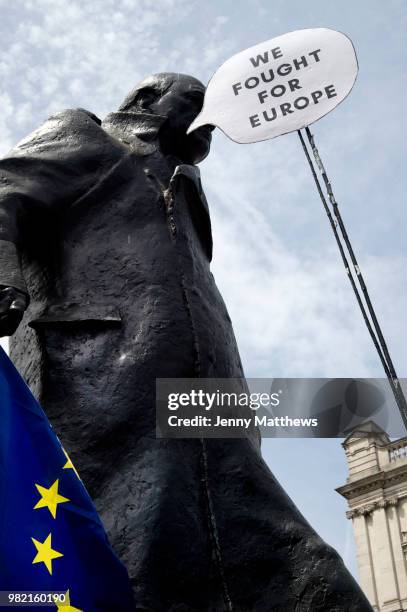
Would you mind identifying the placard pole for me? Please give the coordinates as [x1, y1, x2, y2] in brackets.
[297, 128, 407, 431]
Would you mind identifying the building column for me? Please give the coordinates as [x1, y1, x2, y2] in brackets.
[370, 503, 401, 611]
[350, 509, 379, 609]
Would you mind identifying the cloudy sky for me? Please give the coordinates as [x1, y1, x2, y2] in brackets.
[1, 0, 406, 580]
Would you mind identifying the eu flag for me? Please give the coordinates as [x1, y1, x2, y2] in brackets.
[0, 346, 136, 611]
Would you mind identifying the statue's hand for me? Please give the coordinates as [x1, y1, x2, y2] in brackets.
[0, 286, 29, 337]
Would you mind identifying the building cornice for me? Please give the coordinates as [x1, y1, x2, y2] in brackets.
[336, 463, 407, 500]
[345, 496, 399, 519]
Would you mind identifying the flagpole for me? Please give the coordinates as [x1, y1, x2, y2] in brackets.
[297, 128, 407, 431]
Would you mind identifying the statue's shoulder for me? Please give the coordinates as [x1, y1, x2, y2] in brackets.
[51, 108, 102, 126]
[72, 108, 102, 125]
[44, 108, 102, 131]
[15, 108, 103, 150]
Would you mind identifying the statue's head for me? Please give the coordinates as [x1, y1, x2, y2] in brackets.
[118, 73, 213, 164]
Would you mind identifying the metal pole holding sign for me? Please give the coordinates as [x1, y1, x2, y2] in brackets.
[298, 127, 407, 430]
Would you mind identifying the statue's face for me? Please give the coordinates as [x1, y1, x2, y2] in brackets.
[137, 74, 213, 164]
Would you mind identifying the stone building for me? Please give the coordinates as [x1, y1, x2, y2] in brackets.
[337, 421, 407, 611]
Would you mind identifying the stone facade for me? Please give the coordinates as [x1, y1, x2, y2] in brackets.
[337, 421, 407, 611]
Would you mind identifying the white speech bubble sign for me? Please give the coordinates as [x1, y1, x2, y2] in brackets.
[187, 28, 358, 143]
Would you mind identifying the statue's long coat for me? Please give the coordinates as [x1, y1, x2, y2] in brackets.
[0, 109, 372, 612]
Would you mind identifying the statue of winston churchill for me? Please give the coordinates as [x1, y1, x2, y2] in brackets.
[0, 73, 372, 611]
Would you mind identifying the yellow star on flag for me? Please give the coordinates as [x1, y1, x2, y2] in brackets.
[55, 590, 83, 611]
[34, 479, 70, 519]
[62, 449, 80, 479]
[31, 533, 63, 575]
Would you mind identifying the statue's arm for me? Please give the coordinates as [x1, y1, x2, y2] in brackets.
[0, 108, 105, 337]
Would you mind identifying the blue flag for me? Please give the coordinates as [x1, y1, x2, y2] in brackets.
[0, 346, 136, 611]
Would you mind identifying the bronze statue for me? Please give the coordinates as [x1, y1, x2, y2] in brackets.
[0, 73, 372, 611]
